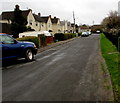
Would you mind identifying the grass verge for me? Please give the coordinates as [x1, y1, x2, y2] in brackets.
[100, 33, 120, 102]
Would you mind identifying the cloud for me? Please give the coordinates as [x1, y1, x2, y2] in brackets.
[1, 0, 119, 25]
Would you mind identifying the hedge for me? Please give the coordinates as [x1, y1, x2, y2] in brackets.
[103, 32, 120, 52]
[54, 33, 76, 41]
[54, 33, 64, 41]
[17, 36, 39, 48]
[78, 32, 82, 36]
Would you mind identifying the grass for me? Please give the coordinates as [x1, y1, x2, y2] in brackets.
[100, 33, 120, 101]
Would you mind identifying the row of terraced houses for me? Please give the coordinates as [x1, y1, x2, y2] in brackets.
[0, 5, 77, 36]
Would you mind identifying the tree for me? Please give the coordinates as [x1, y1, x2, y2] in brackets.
[102, 11, 120, 35]
[102, 11, 120, 50]
[11, 5, 27, 38]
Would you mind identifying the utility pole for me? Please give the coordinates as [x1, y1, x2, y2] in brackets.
[93, 20, 94, 26]
[73, 11, 75, 33]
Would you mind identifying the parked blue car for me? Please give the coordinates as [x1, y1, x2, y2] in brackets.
[0, 33, 37, 61]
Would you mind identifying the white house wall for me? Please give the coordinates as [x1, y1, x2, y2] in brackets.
[27, 11, 36, 31]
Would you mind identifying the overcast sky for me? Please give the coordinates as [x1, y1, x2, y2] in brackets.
[0, 0, 119, 25]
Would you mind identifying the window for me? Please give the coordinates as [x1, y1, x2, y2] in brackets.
[29, 20, 33, 25]
[36, 22, 38, 26]
[49, 23, 51, 27]
[0, 35, 14, 44]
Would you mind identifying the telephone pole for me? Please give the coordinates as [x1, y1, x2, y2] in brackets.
[73, 11, 75, 33]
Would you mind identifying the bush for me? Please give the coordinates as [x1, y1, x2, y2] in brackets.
[103, 32, 120, 51]
[64, 33, 76, 40]
[38, 34, 47, 47]
[54, 33, 64, 41]
[64, 33, 71, 40]
[71, 33, 76, 38]
[17, 36, 39, 48]
[118, 37, 120, 52]
[78, 32, 82, 36]
[54, 33, 76, 41]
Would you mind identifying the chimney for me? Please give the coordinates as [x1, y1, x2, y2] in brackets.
[29, 9, 32, 12]
[15, 5, 20, 10]
[49, 15, 51, 18]
[38, 13, 41, 17]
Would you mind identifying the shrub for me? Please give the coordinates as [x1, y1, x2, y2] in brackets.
[64, 33, 76, 40]
[54, 33, 64, 41]
[71, 33, 76, 38]
[118, 37, 120, 52]
[64, 33, 71, 40]
[38, 34, 47, 47]
[103, 32, 119, 51]
[17, 36, 39, 48]
[78, 32, 82, 36]
[54, 33, 76, 41]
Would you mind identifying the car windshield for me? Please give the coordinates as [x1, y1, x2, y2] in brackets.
[0, 35, 14, 44]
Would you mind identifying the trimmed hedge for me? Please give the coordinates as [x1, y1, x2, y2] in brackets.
[54, 33, 76, 41]
[78, 32, 82, 36]
[38, 34, 47, 47]
[54, 33, 64, 41]
[118, 37, 120, 52]
[17, 36, 39, 48]
[103, 32, 120, 52]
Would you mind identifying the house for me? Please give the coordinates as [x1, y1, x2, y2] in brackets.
[0, 8, 35, 27]
[33, 13, 53, 32]
[60, 20, 72, 33]
[91, 25, 103, 33]
[79, 25, 91, 33]
[0, 5, 73, 36]
[39, 15, 52, 33]
[0, 5, 36, 34]
[51, 16, 61, 35]
[71, 23, 75, 33]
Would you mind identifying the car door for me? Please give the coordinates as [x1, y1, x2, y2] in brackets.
[2, 35, 21, 59]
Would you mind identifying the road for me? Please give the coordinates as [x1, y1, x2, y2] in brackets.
[2, 34, 114, 101]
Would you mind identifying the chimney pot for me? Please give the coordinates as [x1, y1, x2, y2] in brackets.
[38, 13, 41, 17]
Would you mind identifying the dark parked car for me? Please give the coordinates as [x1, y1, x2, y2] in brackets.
[0, 33, 37, 61]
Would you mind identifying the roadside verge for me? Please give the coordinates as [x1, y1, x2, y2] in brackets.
[100, 33, 120, 102]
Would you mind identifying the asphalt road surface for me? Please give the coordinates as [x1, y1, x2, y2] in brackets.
[2, 34, 114, 101]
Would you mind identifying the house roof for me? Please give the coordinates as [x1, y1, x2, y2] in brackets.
[33, 14, 50, 23]
[33, 14, 45, 22]
[80, 26, 90, 29]
[1, 9, 31, 20]
[40, 16, 50, 23]
[71, 23, 75, 27]
[51, 17, 59, 24]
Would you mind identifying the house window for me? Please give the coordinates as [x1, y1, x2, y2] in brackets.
[48, 23, 51, 27]
[29, 20, 32, 25]
[36, 22, 38, 26]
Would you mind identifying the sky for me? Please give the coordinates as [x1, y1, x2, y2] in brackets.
[0, 0, 119, 25]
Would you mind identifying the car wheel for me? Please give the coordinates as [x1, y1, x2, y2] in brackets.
[25, 49, 34, 61]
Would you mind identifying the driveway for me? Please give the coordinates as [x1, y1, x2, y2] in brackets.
[2, 34, 114, 101]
